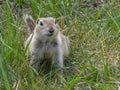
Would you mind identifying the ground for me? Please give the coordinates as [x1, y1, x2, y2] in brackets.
[0, 0, 120, 90]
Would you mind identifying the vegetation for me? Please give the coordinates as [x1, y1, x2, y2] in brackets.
[0, 0, 120, 90]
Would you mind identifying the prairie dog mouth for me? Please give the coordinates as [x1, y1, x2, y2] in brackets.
[47, 33, 54, 36]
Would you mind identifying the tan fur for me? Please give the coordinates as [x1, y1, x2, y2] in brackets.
[24, 15, 70, 71]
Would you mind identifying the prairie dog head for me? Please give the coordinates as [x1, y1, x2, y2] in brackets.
[24, 15, 60, 37]
[35, 17, 60, 37]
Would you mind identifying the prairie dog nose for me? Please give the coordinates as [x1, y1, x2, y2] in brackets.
[49, 27, 54, 33]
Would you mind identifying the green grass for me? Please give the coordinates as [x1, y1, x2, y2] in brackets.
[0, 0, 120, 90]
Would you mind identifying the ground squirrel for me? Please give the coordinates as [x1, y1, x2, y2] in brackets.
[24, 15, 70, 71]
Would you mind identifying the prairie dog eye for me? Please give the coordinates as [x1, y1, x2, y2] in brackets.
[55, 20, 57, 24]
[40, 21, 43, 26]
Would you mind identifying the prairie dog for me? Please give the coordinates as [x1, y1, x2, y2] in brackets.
[24, 15, 69, 71]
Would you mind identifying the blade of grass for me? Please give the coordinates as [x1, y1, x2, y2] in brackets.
[0, 57, 10, 90]
[107, 10, 120, 30]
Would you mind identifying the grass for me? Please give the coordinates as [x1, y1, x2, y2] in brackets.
[0, 0, 120, 90]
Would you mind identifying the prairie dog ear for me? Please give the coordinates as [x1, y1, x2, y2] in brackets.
[24, 14, 35, 33]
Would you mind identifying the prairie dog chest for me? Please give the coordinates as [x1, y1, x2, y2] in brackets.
[43, 41, 58, 52]
[40, 41, 58, 58]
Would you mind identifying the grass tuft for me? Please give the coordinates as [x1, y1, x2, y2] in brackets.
[0, 0, 120, 90]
